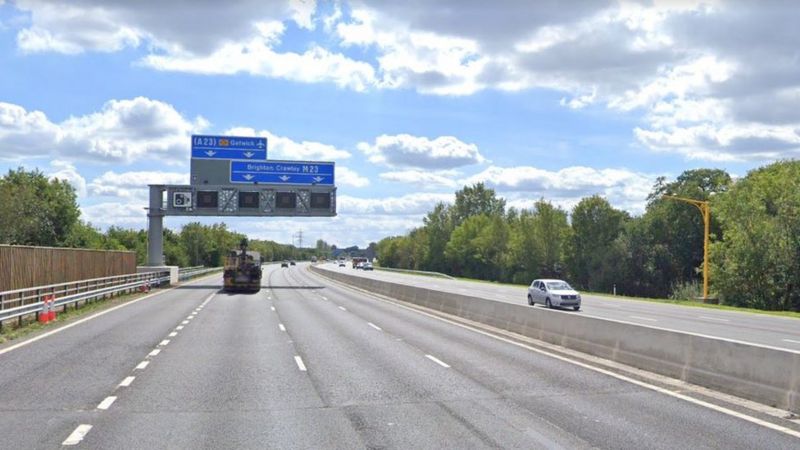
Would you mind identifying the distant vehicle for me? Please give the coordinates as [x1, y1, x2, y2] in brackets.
[281, 261, 289, 268]
[356, 262, 365, 270]
[338, 261, 346, 267]
[311, 256, 318, 262]
[352, 256, 367, 268]
[223, 239, 262, 293]
[290, 260, 296, 266]
[362, 262, 374, 271]
[528, 279, 581, 311]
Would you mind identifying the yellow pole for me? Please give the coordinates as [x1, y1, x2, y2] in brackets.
[662, 195, 710, 301]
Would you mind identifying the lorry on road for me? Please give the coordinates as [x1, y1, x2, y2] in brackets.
[352, 256, 368, 269]
[223, 239, 263, 293]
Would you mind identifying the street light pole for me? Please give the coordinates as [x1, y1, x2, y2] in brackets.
[662, 195, 711, 301]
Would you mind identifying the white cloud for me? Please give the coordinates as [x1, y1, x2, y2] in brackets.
[336, 166, 369, 188]
[224, 127, 351, 161]
[80, 201, 147, 228]
[462, 165, 656, 214]
[0, 97, 207, 164]
[88, 170, 189, 199]
[358, 134, 484, 169]
[48, 160, 86, 198]
[379, 169, 459, 189]
[338, 192, 452, 216]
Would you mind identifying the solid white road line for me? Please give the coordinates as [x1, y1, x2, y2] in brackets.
[629, 315, 658, 322]
[279, 323, 286, 332]
[782, 339, 800, 344]
[62, 424, 92, 446]
[294, 355, 307, 371]
[159, 339, 170, 346]
[97, 396, 117, 410]
[425, 354, 451, 368]
[368, 322, 382, 331]
[148, 349, 161, 357]
[135, 361, 149, 370]
[176, 325, 184, 330]
[0, 272, 221, 357]
[353, 285, 800, 439]
[169, 332, 178, 337]
[119, 376, 135, 387]
[699, 315, 730, 322]
[338, 306, 347, 311]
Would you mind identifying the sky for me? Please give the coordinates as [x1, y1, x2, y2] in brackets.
[1, 0, 798, 248]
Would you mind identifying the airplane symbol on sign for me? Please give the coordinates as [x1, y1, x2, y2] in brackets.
[279, 175, 291, 182]
[242, 174, 254, 181]
[204, 150, 217, 157]
[257, 141, 265, 148]
[243, 152, 255, 158]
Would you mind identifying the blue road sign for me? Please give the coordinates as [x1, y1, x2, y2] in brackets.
[230, 160, 335, 185]
[191, 135, 267, 160]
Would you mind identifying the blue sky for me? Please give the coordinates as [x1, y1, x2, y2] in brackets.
[1, 1, 798, 247]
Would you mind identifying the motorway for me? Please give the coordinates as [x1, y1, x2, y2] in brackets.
[320, 264, 800, 351]
[0, 264, 798, 448]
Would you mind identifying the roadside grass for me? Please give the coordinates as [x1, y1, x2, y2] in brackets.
[448, 275, 800, 319]
[0, 290, 150, 345]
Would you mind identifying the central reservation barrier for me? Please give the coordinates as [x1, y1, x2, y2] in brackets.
[311, 265, 800, 414]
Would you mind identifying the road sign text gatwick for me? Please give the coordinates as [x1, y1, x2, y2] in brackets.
[230, 160, 335, 185]
[191, 134, 267, 160]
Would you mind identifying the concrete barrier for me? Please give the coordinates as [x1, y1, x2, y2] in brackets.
[312, 265, 800, 413]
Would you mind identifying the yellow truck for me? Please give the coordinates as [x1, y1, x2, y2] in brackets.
[223, 239, 262, 293]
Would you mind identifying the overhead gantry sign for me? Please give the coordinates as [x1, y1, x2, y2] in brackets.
[146, 135, 337, 266]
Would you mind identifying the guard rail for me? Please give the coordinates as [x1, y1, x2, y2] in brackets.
[0, 271, 169, 330]
[178, 266, 222, 281]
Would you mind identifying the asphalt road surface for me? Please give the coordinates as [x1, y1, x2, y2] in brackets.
[320, 263, 800, 351]
[0, 265, 798, 449]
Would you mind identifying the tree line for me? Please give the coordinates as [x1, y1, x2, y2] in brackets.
[376, 160, 800, 311]
[0, 168, 313, 267]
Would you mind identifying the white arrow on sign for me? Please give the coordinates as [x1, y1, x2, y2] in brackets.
[279, 175, 291, 182]
[243, 151, 255, 158]
[312, 176, 324, 183]
[243, 174, 255, 181]
[205, 150, 217, 157]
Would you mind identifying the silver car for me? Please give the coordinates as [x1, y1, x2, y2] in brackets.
[528, 279, 581, 311]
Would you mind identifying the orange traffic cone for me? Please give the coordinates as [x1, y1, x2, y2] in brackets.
[39, 296, 50, 324]
[47, 295, 56, 321]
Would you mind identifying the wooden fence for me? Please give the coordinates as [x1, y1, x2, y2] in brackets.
[0, 245, 137, 292]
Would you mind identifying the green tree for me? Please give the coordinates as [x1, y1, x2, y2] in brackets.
[422, 202, 454, 272]
[452, 183, 506, 227]
[568, 196, 629, 290]
[712, 160, 800, 310]
[445, 214, 508, 280]
[0, 168, 80, 246]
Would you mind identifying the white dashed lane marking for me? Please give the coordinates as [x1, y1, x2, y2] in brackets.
[148, 349, 161, 357]
[119, 376, 135, 387]
[135, 361, 149, 370]
[338, 306, 347, 311]
[176, 325, 184, 330]
[96, 396, 117, 410]
[279, 323, 286, 332]
[368, 322, 382, 331]
[159, 339, 170, 346]
[294, 356, 307, 372]
[629, 315, 658, 322]
[425, 354, 450, 368]
[699, 315, 730, 322]
[62, 424, 92, 446]
[169, 332, 178, 337]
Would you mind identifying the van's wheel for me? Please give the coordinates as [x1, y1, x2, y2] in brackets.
[573, 306, 580, 311]
[545, 298, 552, 309]
[527, 295, 533, 306]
